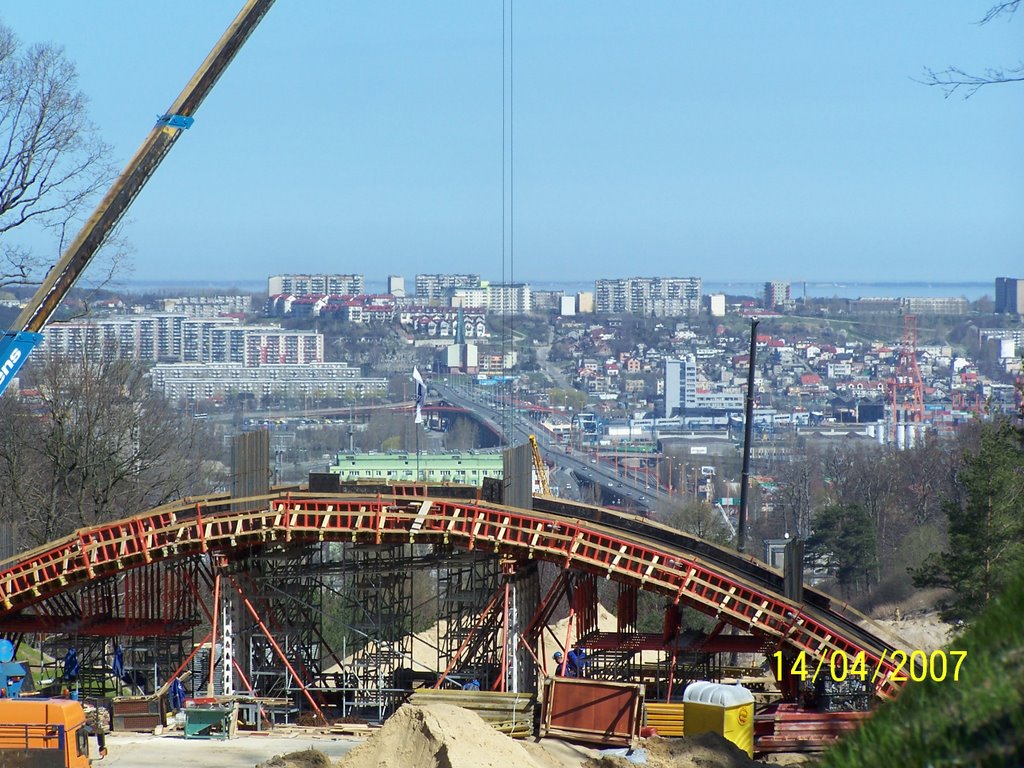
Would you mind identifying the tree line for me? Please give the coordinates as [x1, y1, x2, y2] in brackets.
[749, 419, 1024, 622]
[0, 355, 217, 557]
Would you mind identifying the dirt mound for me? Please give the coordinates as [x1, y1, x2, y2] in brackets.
[257, 748, 334, 768]
[875, 614, 954, 653]
[584, 733, 767, 768]
[337, 703, 547, 768]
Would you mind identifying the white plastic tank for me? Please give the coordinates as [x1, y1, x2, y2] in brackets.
[682, 681, 754, 707]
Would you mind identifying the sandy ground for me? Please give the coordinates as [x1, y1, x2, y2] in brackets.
[874, 614, 955, 653]
[99, 731, 360, 768]
[97, 730, 609, 768]
[95, 719, 807, 768]
[520, 738, 602, 768]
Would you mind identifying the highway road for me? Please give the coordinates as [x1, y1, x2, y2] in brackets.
[433, 380, 671, 512]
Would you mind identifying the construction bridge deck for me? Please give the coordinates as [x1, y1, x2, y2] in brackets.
[0, 491, 904, 700]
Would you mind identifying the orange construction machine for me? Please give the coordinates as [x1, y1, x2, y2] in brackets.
[0, 698, 104, 767]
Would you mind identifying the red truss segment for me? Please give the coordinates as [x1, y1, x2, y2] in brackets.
[0, 492, 904, 700]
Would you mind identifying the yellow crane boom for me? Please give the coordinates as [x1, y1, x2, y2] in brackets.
[0, 0, 276, 394]
[529, 434, 551, 496]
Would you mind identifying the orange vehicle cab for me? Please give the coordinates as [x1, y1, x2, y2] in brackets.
[0, 697, 93, 767]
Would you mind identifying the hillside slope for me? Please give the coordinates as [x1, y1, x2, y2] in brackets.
[819, 573, 1024, 767]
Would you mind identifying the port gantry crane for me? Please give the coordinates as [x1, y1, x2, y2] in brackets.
[0, 0, 276, 395]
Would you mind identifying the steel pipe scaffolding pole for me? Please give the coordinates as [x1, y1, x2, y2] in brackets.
[737, 317, 759, 553]
[225, 574, 327, 724]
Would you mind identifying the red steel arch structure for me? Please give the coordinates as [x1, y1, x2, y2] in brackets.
[0, 491, 905, 702]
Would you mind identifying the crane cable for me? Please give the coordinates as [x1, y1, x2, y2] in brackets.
[500, 0, 515, 446]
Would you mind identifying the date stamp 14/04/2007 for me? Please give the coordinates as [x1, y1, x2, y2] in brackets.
[772, 649, 966, 684]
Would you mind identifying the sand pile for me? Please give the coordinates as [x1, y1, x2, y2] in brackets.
[257, 748, 334, 768]
[337, 703, 548, 768]
[875, 614, 954, 653]
[584, 734, 768, 768]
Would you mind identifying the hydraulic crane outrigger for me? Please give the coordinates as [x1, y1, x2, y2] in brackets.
[0, 0, 276, 396]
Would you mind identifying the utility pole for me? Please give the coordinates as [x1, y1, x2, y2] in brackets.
[737, 317, 759, 554]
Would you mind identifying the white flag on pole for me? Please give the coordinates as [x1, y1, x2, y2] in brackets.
[413, 367, 426, 424]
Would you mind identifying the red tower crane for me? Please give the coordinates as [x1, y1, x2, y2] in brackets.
[888, 314, 925, 442]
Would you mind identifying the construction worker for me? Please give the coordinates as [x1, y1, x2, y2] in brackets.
[553, 651, 576, 677]
[567, 646, 588, 678]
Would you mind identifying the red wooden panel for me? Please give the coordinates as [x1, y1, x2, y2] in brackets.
[541, 677, 641, 746]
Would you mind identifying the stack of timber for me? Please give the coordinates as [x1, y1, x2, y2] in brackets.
[408, 689, 535, 738]
[643, 702, 684, 737]
[755, 703, 871, 752]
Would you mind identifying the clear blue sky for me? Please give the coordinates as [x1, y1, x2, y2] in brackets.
[2, 2, 1021, 288]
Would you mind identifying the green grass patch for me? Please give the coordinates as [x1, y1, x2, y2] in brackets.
[818, 573, 1024, 767]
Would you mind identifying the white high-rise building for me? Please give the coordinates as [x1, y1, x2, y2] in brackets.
[451, 283, 532, 314]
[415, 274, 481, 302]
[387, 275, 406, 297]
[595, 277, 702, 315]
[268, 274, 364, 296]
[764, 281, 791, 311]
[664, 356, 743, 416]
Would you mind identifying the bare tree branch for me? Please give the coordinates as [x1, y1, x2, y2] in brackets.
[978, 0, 1020, 25]
[0, 23, 115, 288]
[0, 354, 219, 551]
[919, 63, 1024, 99]
[919, 1, 1021, 98]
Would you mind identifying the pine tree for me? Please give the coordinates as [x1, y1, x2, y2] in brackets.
[914, 419, 1024, 621]
[805, 503, 878, 598]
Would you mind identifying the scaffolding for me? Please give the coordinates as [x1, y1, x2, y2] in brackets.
[0, 483, 911, 733]
[28, 559, 198, 698]
[320, 543, 415, 719]
[436, 550, 502, 689]
[233, 544, 323, 713]
[585, 582, 643, 684]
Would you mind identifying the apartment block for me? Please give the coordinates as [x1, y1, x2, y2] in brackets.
[414, 273, 481, 302]
[664, 355, 743, 416]
[387, 275, 406, 297]
[848, 298, 901, 315]
[707, 294, 726, 317]
[901, 297, 968, 315]
[159, 295, 253, 317]
[451, 283, 532, 315]
[151, 362, 384, 403]
[328, 451, 503, 486]
[764, 281, 792, 311]
[42, 315, 323, 366]
[43, 314, 188, 362]
[268, 274, 364, 296]
[595, 277, 702, 315]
